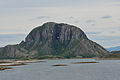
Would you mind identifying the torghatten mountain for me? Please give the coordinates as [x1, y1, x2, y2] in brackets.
[0, 22, 109, 59]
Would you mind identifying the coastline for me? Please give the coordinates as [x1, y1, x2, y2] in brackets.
[0, 59, 44, 71]
[1, 58, 120, 71]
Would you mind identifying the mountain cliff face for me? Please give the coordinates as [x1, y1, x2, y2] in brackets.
[0, 22, 109, 59]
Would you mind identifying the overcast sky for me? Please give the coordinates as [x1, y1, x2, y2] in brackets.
[0, 0, 120, 48]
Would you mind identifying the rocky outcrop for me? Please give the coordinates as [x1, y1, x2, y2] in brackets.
[0, 22, 109, 59]
[0, 45, 27, 59]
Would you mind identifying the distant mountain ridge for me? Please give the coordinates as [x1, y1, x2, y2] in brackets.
[111, 51, 120, 54]
[107, 46, 120, 52]
[0, 22, 109, 59]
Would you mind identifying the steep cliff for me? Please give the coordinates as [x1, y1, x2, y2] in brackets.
[0, 22, 109, 59]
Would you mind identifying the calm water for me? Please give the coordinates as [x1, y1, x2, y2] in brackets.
[0, 59, 120, 80]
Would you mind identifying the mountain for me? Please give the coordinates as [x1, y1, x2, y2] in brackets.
[106, 51, 120, 58]
[0, 22, 109, 59]
[107, 46, 120, 52]
[111, 51, 120, 54]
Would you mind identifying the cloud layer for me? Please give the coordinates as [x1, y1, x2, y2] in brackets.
[0, 0, 120, 48]
[102, 15, 112, 19]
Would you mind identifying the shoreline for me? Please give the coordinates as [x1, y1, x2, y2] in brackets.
[1, 58, 120, 71]
[0, 60, 44, 71]
[96, 58, 120, 60]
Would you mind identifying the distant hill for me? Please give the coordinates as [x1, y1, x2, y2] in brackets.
[111, 51, 120, 54]
[107, 46, 120, 52]
[0, 22, 109, 59]
[106, 47, 120, 58]
[106, 51, 120, 58]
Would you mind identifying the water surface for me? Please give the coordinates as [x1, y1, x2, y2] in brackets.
[0, 59, 120, 80]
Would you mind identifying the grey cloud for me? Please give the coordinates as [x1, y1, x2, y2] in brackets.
[0, 0, 116, 9]
[0, 34, 26, 47]
[91, 24, 96, 26]
[86, 32, 101, 35]
[31, 16, 51, 21]
[0, 0, 95, 8]
[110, 31, 116, 33]
[87, 35, 120, 48]
[69, 17, 74, 19]
[85, 19, 96, 26]
[102, 15, 112, 19]
[37, 16, 51, 19]
[74, 20, 79, 23]
[92, 36, 120, 41]
[86, 19, 94, 23]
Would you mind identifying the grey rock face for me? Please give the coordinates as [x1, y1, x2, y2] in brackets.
[0, 22, 109, 59]
[0, 45, 27, 59]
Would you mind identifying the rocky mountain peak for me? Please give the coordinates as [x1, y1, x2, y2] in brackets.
[23, 22, 88, 50]
[0, 22, 109, 59]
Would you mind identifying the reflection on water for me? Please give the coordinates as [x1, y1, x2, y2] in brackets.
[0, 59, 120, 80]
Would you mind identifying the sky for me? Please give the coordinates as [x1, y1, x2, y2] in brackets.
[0, 0, 120, 48]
